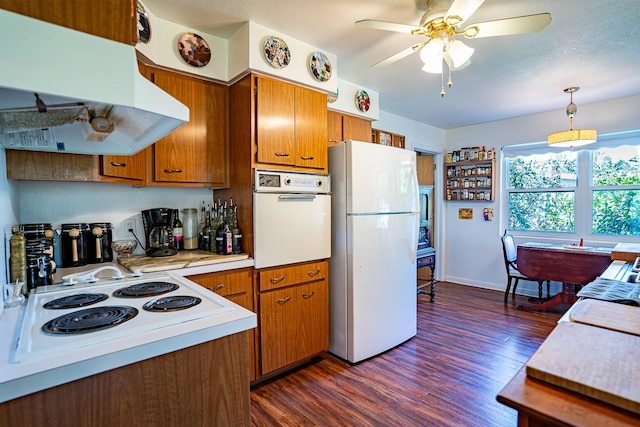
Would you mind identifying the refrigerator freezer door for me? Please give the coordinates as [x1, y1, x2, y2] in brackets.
[346, 141, 419, 215]
[332, 213, 418, 363]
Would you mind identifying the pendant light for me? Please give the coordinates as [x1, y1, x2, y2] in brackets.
[547, 87, 597, 148]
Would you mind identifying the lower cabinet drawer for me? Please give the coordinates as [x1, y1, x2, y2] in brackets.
[259, 260, 328, 292]
[187, 268, 252, 298]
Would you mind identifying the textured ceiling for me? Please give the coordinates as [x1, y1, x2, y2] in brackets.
[141, 0, 640, 130]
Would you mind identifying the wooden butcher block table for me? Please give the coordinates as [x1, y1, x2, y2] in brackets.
[118, 250, 249, 272]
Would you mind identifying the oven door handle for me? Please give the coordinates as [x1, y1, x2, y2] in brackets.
[277, 194, 316, 201]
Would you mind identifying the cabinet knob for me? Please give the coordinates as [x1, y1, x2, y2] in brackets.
[307, 269, 320, 277]
[110, 161, 127, 167]
[274, 152, 290, 157]
[270, 276, 285, 284]
[164, 169, 183, 173]
[302, 291, 315, 299]
[276, 296, 292, 305]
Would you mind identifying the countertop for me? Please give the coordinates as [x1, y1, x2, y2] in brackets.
[0, 257, 257, 404]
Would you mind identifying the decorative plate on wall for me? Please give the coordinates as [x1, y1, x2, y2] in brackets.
[263, 36, 291, 69]
[136, 1, 151, 44]
[177, 32, 211, 67]
[355, 89, 370, 112]
[327, 89, 339, 103]
[309, 51, 332, 82]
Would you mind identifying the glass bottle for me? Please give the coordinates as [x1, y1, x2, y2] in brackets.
[230, 205, 243, 254]
[202, 215, 212, 252]
[172, 211, 184, 251]
[9, 226, 27, 295]
[210, 203, 220, 253]
[181, 208, 199, 250]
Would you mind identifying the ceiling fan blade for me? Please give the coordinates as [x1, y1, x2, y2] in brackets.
[371, 41, 429, 68]
[356, 19, 424, 35]
[445, 0, 485, 26]
[462, 13, 552, 38]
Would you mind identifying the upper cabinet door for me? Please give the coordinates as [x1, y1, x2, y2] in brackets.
[150, 68, 228, 186]
[255, 75, 296, 166]
[295, 86, 327, 170]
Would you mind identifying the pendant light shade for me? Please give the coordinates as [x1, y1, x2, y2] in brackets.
[548, 87, 597, 148]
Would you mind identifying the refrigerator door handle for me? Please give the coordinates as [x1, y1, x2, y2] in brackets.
[411, 165, 421, 212]
[410, 212, 419, 263]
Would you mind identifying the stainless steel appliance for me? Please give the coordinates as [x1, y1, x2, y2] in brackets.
[253, 170, 331, 269]
[13, 267, 233, 363]
[142, 208, 178, 257]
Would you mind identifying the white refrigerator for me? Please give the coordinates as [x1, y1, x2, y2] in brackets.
[328, 140, 420, 363]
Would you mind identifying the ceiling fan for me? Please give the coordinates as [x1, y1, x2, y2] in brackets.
[356, 0, 551, 96]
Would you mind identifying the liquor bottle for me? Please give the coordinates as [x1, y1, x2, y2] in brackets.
[172, 212, 184, 251]
[210, 203, 220, 253]
[202, 215, 212, 252]
[230, 205, 243, 254]
[9, 226, 27, 294]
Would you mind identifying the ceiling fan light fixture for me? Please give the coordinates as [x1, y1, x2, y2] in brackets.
[419, 38, 444, 73]
[447, 39, 474, 68]
[547, 87, 597, 148]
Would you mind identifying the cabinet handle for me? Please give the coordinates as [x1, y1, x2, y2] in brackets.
[307, 269, 320, 277]
[328, 139, 339, 143]
[110, 161, 127, 167]
[210, 283, 225, 292]
[302, 291, 315, 299]
[276, 296, 292, 305]
[164, 169, 183, 173]
[270, 276, 285, 284]
[300, 156, 314, 160]
[274, 152, 290, 157]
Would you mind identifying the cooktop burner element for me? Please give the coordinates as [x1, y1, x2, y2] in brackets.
[143, 296, 202, 312]
[41, 306, 139, 335]
[113, 282, 179, 298]
[43, 293, 109, 309]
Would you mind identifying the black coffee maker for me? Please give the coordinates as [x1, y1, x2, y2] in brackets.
[141, 208, 177, 257]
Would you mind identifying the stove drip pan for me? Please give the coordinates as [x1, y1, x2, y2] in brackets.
[113, 282, 179, 298]
[43, 293, 109, 309]
[143, 296, 202, 312]
[42, 306, 138, 334]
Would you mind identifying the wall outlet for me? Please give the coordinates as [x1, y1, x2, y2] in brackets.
[125, 220, 136, 238]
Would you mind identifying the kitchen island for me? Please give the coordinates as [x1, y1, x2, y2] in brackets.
[0, 260, 256, 426]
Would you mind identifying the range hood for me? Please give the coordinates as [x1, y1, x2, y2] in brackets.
[0, 9, 189, 155]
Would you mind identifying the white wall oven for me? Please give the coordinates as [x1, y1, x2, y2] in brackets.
[253, 170, 331, 269]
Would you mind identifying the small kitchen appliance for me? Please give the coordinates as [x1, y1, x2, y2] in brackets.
[141, 208, 177, 257]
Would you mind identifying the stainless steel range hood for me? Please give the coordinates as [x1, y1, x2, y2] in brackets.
[0, 9, 189, 155]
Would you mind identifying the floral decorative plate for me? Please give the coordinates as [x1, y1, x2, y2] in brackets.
[136, 1, 151, 44]
[309, 51, 332, 82]
[178, 32, 211, 67]
[355, 89, 370, 112]
[263, 36, 291, 69]
[327, 88, 339, 103]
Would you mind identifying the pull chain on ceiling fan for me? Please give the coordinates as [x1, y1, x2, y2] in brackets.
[356, 0, 551, 97]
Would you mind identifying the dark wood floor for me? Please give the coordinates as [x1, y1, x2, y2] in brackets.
[250, 282, 566, 427]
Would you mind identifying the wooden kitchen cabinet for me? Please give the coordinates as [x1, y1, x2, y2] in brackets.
[100, 149, 148, 184]
[146, 67, 229, 188]
[372, 128, 405, 149]
[254, 75, 328, 171]
[257, 260, 329, 376]
[187, 268, 257, 381]
[327, 110, 372, 146]
[0, 0, 137, 45]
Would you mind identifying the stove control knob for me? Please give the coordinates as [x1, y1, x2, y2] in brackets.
[316, 179, 322, 187]
[284, 177, 291, 185]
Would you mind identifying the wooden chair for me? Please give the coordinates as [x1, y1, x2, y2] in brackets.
[501, 231, 551, 303]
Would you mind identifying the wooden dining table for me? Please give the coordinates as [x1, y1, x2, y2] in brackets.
[516, 243, 613, 311]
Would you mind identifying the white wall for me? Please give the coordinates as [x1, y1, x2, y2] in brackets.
[443, 94, 640, 295]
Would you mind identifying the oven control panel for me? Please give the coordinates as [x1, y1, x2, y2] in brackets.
[255, 169, 330, 194]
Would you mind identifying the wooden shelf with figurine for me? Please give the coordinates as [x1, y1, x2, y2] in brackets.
[444, 147, 495, 202]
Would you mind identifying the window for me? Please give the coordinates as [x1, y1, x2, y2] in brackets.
[504, 140, 640, 239]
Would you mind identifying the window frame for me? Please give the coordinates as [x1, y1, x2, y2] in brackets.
[501, 138, 640, 245]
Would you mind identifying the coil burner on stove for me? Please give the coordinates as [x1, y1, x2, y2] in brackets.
[43, 293, 109, 309]
[113, 282, 179, 298]
[143, 296, 202, 312]
[42, 306, 139, 335]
